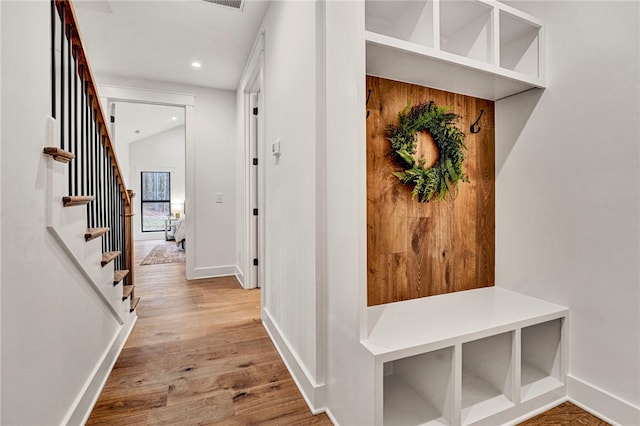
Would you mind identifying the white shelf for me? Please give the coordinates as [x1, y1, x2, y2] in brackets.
[363, 287, 567, 360]
[364, 0, 545, 100]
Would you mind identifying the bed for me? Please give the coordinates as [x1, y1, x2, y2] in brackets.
[174, 215, 186, 249]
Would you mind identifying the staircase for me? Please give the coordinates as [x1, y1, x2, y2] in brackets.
[44, 0, 139, 319]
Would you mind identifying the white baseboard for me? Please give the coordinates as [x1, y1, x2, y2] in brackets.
[189, 265, 238, 280]
[261, 308, 326, 414]
[567, 375, 640, 426]
[234, 265, 244, 287]
[63, 315, 137, 426]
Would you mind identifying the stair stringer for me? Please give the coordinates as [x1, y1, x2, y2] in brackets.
[44, 141, 129, 324]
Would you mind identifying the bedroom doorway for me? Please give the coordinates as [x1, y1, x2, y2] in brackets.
[109, 101, 186, 243]
[100, 86, 194, 278]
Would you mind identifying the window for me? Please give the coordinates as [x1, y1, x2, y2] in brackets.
[141, 171, 171, 232]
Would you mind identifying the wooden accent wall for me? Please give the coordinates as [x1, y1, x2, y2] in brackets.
[366, 76, 495, 306]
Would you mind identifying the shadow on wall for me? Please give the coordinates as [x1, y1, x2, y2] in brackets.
[495, 88, 544, 175]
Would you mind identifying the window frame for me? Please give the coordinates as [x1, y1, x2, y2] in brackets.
[140, 171, 171, 233]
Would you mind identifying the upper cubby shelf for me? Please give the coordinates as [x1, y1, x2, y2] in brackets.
[365, 0, 545, 100]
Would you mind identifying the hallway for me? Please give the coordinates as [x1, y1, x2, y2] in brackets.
[87, 240, 330, 425]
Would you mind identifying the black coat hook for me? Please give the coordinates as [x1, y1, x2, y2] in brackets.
[366, 89, 372, 119]
[470, 109, 484, 134]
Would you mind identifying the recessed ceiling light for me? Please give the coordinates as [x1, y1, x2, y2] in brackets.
[171, 116, 177, 121]
[191, 61, 202, 68]
[134, 130, 141, 134]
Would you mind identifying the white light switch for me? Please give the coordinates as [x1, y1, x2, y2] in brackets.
[216, 193, 223, 203]
[272, 139, 281, 157]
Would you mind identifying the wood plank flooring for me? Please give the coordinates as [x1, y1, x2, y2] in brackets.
[87, 240, 331, 425]
[519, 401, 610, 426]
[88, 241, 609, 425]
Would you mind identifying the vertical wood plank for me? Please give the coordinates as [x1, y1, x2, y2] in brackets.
[367, 77, 495, 306]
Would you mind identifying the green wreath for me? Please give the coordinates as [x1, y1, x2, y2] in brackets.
[387, 101, 469, 202]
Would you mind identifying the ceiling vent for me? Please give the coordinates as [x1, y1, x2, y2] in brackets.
[201, 0, 244, 11]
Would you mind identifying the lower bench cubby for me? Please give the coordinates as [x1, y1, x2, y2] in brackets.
[383, 347, 454, 426]
[462, 332, 515, 425]
[363, 287, 569, 426]
[521, 318, 563, 402]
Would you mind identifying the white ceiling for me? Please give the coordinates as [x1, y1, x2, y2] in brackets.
[74, 0, 271, 91]
[114, 102, 185, 144]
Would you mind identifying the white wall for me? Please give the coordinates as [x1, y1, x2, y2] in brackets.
[323, 2, 377, 424]
[129, 125, 185, 241]
[257, 0, 323, 402]
[97, 75, 237, 279]
[496, 1, 640, 423]
[1, 2, 122, 424]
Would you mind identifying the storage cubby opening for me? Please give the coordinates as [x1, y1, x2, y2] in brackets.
[499, 10, 540, 76]
[440, 0, 493, 64]
[521, 318, 563, 401]
[461, 332, 515, 425]
[383, 347, 454, 426]
[365, 0, 435, 48]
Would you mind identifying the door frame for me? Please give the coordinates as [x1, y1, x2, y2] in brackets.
[239, 32, 265, 291]
[98, 85, 195, 277]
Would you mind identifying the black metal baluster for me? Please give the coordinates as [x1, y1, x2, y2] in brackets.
[51, 0, 56, 119]
[80, 66, 86, 196]
[73, 44, 79, 196]
[108, 157, 114, 253]
[97, 130, 103, 229]
[88, 103, 93, 227]
[118, 189, 122, 271]
[67, 23, 72, 194]
[59, 3, 65, 150]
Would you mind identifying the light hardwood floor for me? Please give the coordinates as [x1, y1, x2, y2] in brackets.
[87, 240, 331, 425]
[88, 240, 608, 425]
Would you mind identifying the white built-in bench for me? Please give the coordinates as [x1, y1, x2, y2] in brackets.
[361, 287, 569, 426]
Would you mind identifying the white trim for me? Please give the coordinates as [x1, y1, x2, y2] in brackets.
[314, 0, 328, 388]
[97, 84, 195, 106]
[62, 316, 137, 425]
[567, 375, 640, 426]
[190, 265, 239, 280]
[234, 265, 244, 286]
[262, 307, 327, 413]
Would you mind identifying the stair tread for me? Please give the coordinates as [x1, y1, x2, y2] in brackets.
[113, 269, 129, 285]
[101, 251, 120, 267]
[62, 195, 94, 207]
[122, 284, 134, 300]
[130, 297, 140, 313]
[43, 146, 74, 163]
[85, 227, 109, 242]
